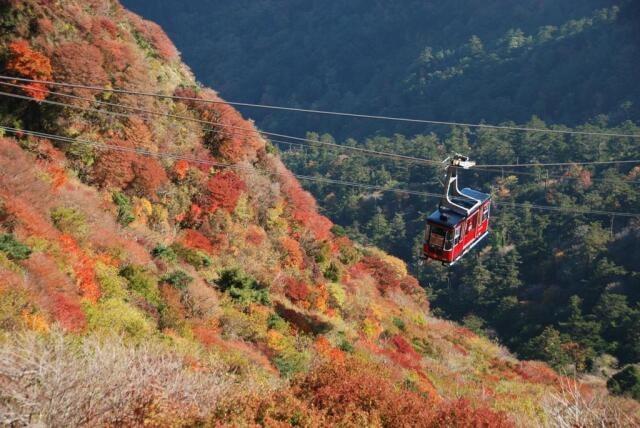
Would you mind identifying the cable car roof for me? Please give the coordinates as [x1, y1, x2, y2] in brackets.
[427, 188, 490, 228]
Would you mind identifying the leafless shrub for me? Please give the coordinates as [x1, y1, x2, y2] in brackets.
[0, 331, 262, 427]
[542, 377, 639, 427]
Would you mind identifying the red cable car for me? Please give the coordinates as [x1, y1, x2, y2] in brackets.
[423, 155, 491, 265]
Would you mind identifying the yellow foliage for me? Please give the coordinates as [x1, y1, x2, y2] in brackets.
[381, 254, 407, 279]
[266, 200, 287, 232]
[267, 329, 287, 352]
[327, 282, 346, 308]
[233, 194, 253, 223]
[21, 310, 50, 333]
[362, 318, 382, 339]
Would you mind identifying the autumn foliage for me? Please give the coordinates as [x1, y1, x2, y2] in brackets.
[284, 277, 311, 305]
[279, 169, 333, 240]
[6, 40, 52, 100]
[205, 170, 246, 213]
[278, 236, 304, 268]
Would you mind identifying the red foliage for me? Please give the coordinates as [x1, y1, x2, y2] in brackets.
[431, 399, 513, 428]
[279, 236, 304, 268]
[52, 41, 109, 100]
[399, 275, 422, 295]
[359, 256, 401, 294]
[205, 171, 246, 213]
[514, 361, 560, 385]
[51, 293, 87, 332]
[181, 229, 214, 253]
[284, 277, 310, 304]
[59, 234, 101, 303]
[6, 40, 52, 101]
[279, 169, 333, 241]
[130, 158, 168, 198]
[245, 225, 266, 246]
[177, 204, 204, 228]
[93, 138, 136, 189]
[173, 88, 265, 163]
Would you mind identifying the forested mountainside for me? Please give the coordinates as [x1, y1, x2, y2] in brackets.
[6, 0, 639, 426]
[123, 0, 640, 138]
[281, 124, 640, 379]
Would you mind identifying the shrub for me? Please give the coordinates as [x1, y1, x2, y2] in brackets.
[216, 269, 270, 306]
[151, 244, 177, 263]
[393, 317, 406, 332]
[283, 277, 310, 305]
[95, 262, 127, 300]
[0, 234, 31, 261]
[607, 365, 640, 400]
[323, 262, 341, 282]
[119, 265, 161, 308]
[171, 244, 212, 269]
[162, 270, 193, 291]
[50, 207, 87, 237]
[112, 191, 135, 226]
[84, 298, 154, 339]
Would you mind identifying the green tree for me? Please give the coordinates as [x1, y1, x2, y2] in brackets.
[607, 365, 640, 401]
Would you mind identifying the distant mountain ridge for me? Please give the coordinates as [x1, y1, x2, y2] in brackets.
[123, 0, 639, 138]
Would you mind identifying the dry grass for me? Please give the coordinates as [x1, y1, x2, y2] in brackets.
[542, 377, 640, 427]
[0, 331, 266, 427]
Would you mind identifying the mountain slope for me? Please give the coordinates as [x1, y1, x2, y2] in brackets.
[122, 0, 640, 138]
[0, 1, 638, 426]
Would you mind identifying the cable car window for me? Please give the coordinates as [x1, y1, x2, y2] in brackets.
[429, 226, 447, 248]
[466, 216, 476, 234]
[444, 229, 454, 251]
[483, 204, 490, 220]
[424, 224, 431, 241]
[454, 226, 461, 245]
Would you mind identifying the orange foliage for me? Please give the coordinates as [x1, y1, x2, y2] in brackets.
[278, 236, 304, 268]
[6, 40, 52, 101]
[51, 293, 87, 332]
[181, 229, 214, 253]
[59, 234, 101, 303]
[205, 171, 246, 213]
[315, 336, 345, 364]
[173, 160, 190, 180]
[294, 358, 436, 426]
[192, 324, 219, 348]
[1, 194, 59, 239]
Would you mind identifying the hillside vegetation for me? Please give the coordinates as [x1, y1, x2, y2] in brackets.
[122, 0, 640, 138]
[5, 0, 640, 426]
